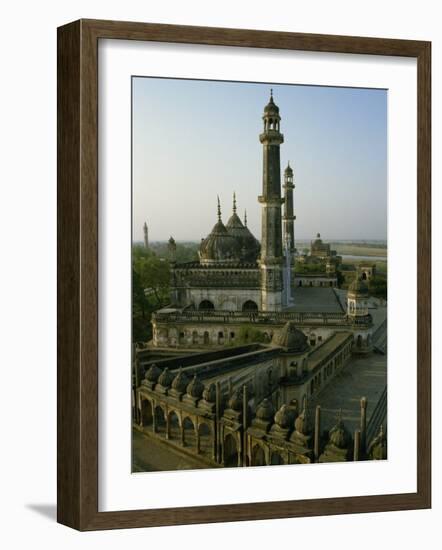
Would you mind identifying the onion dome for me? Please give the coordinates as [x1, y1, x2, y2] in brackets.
[144, 363, 161, 383]
[284, 161, 293, 176]
[264, 90, 279, 115]
[256, 398, 274, 422]
[225, 193, 261, 262]
[157, 367, 174, 388]
[228, 389, 243, 412]
[271, 322, 308, 353]
[329, 415, 352, 449]
[311, 232, 323, 247]
[202, 383, 216, 403]
[274, 404, 294, 429]
[348, 276, 369, 296]
[171, 368, 190, 394]
[186, 374, 204, 399]
[294, 409, 311, 435]
[199, 197, 241, 265]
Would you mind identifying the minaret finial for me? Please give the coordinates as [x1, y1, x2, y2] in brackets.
[217, 195, 221, 222]
[244, 209, 247, 227]
[233, 192, 237, 214]
[270, 88, 273, 101]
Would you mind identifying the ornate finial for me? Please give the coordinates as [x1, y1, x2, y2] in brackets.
[287, 161, 290, 168]
[233, 192, 237, 214]
[217, 195, 221, 222]
[244, 209, 248, 227]
[317, 232, 320, 238]
[270, 88, 273, 101]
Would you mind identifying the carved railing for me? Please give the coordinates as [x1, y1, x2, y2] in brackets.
[153, 309, 372, 327]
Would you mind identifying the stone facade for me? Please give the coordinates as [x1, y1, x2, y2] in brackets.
[135, 325, 383, 468]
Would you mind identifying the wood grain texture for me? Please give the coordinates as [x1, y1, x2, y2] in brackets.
[57, 19, 431, 531]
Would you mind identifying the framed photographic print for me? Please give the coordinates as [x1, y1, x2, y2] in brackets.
[57, 19, 431, 530]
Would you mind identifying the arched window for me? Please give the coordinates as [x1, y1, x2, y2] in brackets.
[270, 452, 284, 465]
[154, 406, 166, 435]
[140, 399, 153, 427]
[203, 331, 210, 345]
[199, 300, 214, 311]
[251, 445, 266, 466]
[242, 300, 258, 312]
[224, 434, 238, 467]
[192, 330, 199, 344]
[198, 423, 212, 456]
[182, 417, 196, 448]
[168, 411, 180, 440]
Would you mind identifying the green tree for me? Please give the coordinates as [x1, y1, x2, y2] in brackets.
[132, 245, 171, 343]
[237, 325, 267, 344]
[368, 275, 387, 299]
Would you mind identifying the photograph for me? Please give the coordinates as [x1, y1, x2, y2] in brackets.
[131, 78, 388, 471]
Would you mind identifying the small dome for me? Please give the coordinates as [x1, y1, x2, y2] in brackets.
[202, 383, 216, 403]
[329, 418, 352, 449]
[274, 404, 294, 429]
[171, 368, 190, 393]
[272, 322, 308, 352]
[312, 233, 323, 245]
[284, 162, 293, 175]
[157, 367, 173, 388]
[186, 374, 204, 398]
[348, 277, 369, 296]
[144, 363, 161, 383]
[256, 398, 274, 422]
[294, 409, 311, 435]
[228, 389, 243, 412]
[264, 92, 280, 115]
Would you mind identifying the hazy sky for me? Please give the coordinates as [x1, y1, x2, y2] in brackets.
[133, 77, 387, 242]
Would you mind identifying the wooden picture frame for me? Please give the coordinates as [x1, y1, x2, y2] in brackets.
[57, 19, 431, 531]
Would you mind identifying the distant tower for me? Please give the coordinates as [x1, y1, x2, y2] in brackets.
[143, 221, 149, 249]
[283, 162, 296, 255]
[347, 276, 369, 318]
[258, 90, 284, 311]
[168, 236, 177, 264]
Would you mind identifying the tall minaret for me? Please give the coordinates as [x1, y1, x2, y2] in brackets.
[258, 90, 284, 311]
[283, 162, 296, 256]
[143, 221, 149, 249]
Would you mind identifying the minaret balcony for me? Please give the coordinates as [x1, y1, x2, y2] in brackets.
[259, 132, 284, 145]
[258, 195, 284, 205]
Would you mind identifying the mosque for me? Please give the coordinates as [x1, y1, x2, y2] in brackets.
[151, 91, 373, 353]
[132, 92, 388, 470]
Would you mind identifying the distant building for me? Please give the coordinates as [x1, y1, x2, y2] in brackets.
[143, 221, 149, 249]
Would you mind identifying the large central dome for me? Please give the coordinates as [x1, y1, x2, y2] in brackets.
[225, 194, 260, 263]
[199, 198, 242, 265]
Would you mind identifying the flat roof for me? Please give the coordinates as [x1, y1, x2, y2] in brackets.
[308, 332, 353, 370]
[285, 287, 344, 313]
